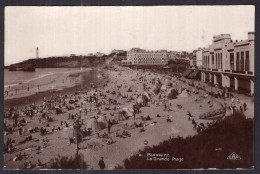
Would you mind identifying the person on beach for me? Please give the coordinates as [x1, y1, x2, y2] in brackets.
[236, 97, 240, 104]
[243, 102, 247, 111]
[37, 159, 42, 166]
[98, 157, 106, 170]
[108, 119, 112, 134]
[187, 111, 192, 120]
[231, 97, 234, 103]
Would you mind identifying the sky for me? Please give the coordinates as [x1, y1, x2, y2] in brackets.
[5, 6, 255, 65]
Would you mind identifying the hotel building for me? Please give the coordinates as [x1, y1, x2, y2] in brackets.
[122, 48, 169, 66]
[199, 32, 254, 95]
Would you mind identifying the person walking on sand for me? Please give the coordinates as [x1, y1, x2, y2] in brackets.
[187, 111, 192, 120]
[107, 119, 112, 134]
[98, 157, 106, 170]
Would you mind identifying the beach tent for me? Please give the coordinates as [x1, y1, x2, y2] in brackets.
[155, 79, 162, 86]
[167, 82, 173, 87]
[97, 115, 108, 129]
[160, 85, 167, 92]
[179, 89, 191, 97]
[150, 85, 160, 95]
[137, 94, 150, 106]
[111, 112, 125, 122]
[73, 120, 83, 137]
[62, 127, 72, 138]
[46, 100, 55, 110]
[119, 107, 134, 118]
[136, 96, 144, 105]
[166, 88, 178, 99]
[164, 79, 172, 87]
[86, 117, 101, 132]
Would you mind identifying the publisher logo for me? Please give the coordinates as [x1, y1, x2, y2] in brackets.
[227, 152, 241, 160]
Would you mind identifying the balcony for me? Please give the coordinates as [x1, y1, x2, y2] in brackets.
[232, 70, 246, 74]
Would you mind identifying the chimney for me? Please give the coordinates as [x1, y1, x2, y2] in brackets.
[248, 32, 255, 41]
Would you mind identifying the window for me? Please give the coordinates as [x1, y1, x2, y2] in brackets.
[207, 56, 209, 68]
[245, 51, 250, 71]
[216, 53, 218, 69]
[241, 51, 244, 71]
[230, 53, 234, 70]
[236, 52, 240, 71]
[212, 55, 214, 69]
[220, 53, 222, 69]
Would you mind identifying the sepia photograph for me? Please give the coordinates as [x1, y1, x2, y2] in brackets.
[3, 6, 255, 170]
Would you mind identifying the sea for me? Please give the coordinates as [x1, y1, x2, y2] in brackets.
[4, 68, 82, 88]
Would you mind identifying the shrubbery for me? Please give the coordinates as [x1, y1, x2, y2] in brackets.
[48, 153, 88, 169]
[117, 113, 253, 169]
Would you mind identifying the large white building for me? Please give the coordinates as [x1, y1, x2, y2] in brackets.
[198, 32, 254, 95]
[122, 48, 169, 66]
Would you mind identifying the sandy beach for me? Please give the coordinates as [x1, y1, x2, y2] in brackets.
[3, 66, 254, 170]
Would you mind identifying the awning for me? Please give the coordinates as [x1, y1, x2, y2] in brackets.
[189, 70, 200, 79]
[182, 69, 193, 77]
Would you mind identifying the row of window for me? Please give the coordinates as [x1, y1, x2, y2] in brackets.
[134, 58, 164, 60]
[231, 51, 250, 71]
[202, 50, 250, 72]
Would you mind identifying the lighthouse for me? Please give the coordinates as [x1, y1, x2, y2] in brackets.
[36, 47, 39, 59]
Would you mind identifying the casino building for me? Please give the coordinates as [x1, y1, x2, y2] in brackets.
[199, 32, 255, 96]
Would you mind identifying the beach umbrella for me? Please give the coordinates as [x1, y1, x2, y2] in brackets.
[179, 89, 191, 98]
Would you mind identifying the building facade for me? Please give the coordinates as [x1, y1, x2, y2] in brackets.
[195, 49, 203, 68]
[122, 48, 169, 66]
[199, 32, 254, 95]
